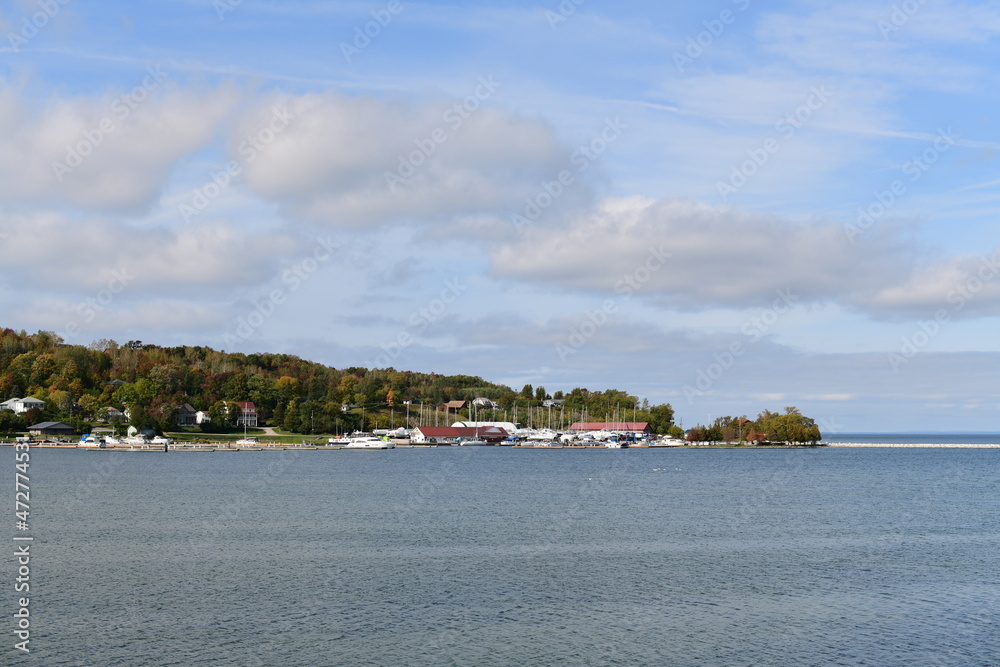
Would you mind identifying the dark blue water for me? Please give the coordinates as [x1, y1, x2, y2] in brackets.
[7, 447, 999, 665]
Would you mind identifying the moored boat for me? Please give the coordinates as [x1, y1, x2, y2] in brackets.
[344, 432, 395, 449]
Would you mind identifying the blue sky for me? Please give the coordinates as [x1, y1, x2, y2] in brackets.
[2, 0, 999, 432]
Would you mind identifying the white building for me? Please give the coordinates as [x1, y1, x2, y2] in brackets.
[1, 397, 46, 414]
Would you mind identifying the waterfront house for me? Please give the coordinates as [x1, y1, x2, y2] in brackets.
[233, 401, 258, 427]
[174, 403, 198, 427]
[28, 421, 76, 437]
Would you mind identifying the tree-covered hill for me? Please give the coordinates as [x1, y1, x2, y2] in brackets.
[0, 329, 679, 436]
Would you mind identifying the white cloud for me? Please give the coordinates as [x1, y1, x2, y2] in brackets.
[233, 91, 573, 226]
[854, 247, 1000, 318]
[0, 211, 299, 294]
[0, 81, 239, 211]
[492, 196, 919, 311]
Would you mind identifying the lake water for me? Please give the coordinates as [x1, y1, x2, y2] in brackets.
[9, 446, 1000, 665]
[825, 433, 1000, 445]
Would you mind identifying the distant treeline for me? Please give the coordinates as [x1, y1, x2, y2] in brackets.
[686, 409, 822, 445]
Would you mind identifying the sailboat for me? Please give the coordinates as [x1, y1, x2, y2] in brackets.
[457, 400, 490, 445]
[235, 413, 258, 445]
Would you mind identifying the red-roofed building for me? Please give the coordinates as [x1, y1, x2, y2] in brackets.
[233, 401, 258, 427]
[568, 421, 651, 434]
[412, 426, 508, 444]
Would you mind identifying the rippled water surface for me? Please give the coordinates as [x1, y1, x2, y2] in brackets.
[14, 446, 1000, 665]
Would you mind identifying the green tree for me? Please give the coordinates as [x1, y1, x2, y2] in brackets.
[30, 354, 57, 387]
[0, 411, 27, 434]
[283, 400, 302, 432]
[647, 404, 675, 434]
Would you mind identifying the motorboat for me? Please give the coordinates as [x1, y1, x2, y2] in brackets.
[344, 432, 395, 449]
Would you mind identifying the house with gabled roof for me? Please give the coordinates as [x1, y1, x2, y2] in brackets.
[233, 401, 258, 427]
[28, 421, 75, 436]
[175, 403, 198, 427]
[2, 397, 45, 414]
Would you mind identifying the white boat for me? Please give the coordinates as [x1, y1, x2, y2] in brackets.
[344, 432, 395, 449]
[327, 436, 351, 446]
[456, 438, 490, 446]
[125, 435, 150, 446]
[235, 437, 259, 445]
[151, 436, 173, 446]
[79, 434, 104, 447]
